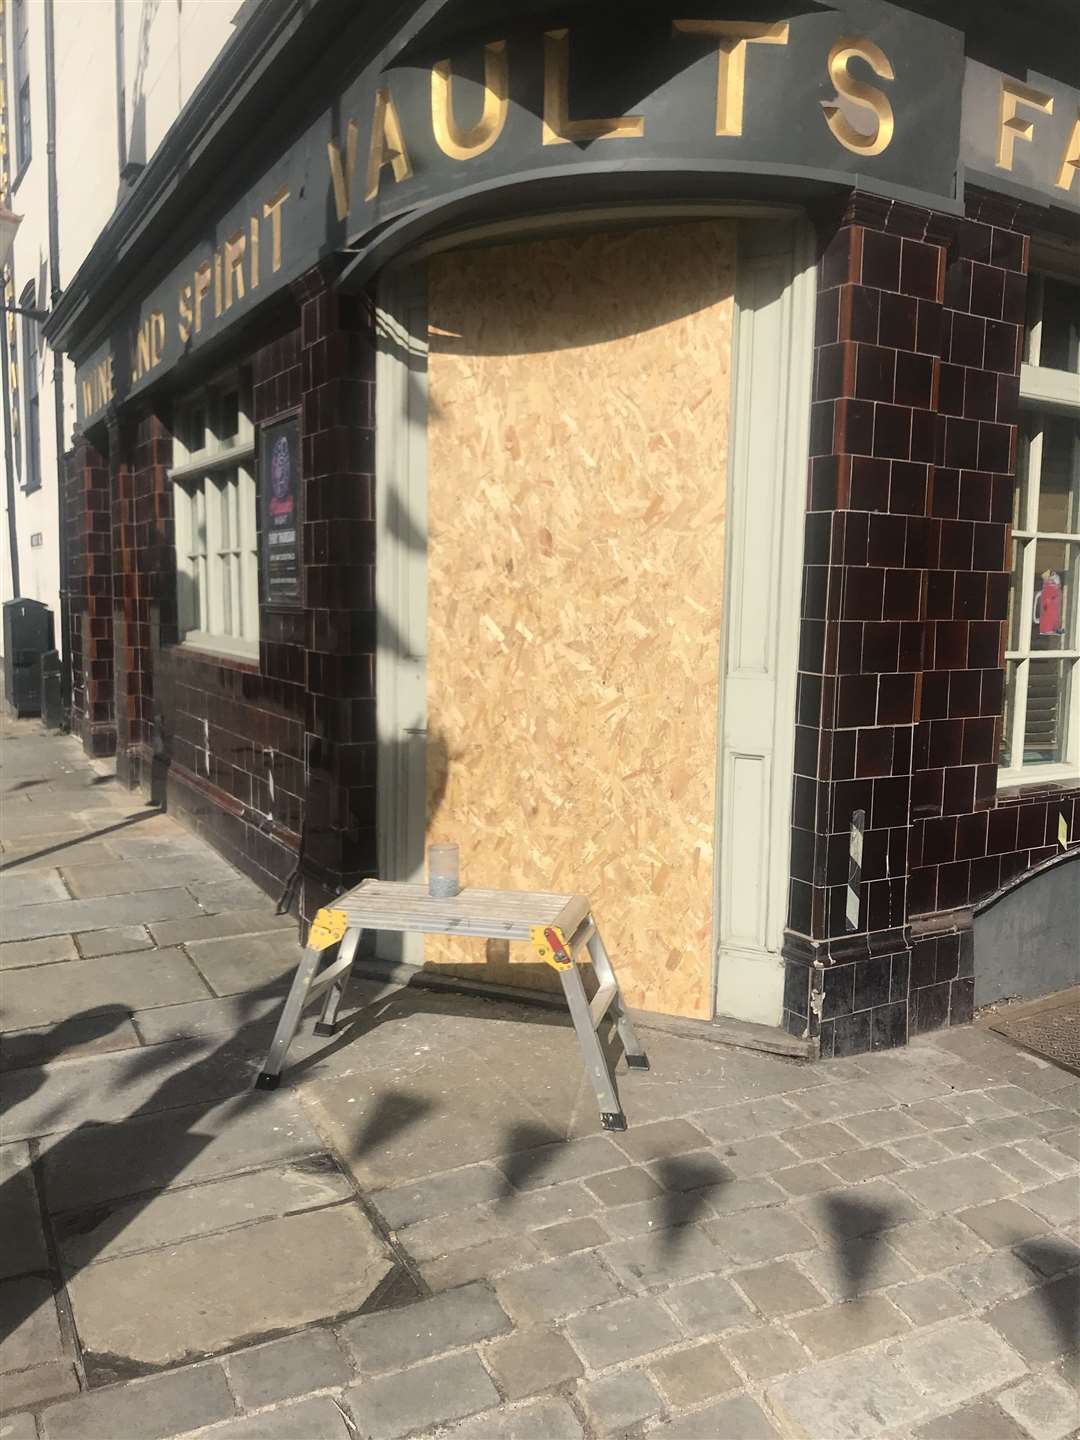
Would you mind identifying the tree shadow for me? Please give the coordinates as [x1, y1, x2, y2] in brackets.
[651, 1153, 735, 1253]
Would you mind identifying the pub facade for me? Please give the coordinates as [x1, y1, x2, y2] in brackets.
[47, 0, 1080, 1056]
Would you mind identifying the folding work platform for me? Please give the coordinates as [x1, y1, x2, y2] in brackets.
[255, 880, 649, 1129]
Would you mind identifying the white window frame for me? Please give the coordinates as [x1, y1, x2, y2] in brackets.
[1001, 256, 1080, 788]
[170, 373, 259, 662]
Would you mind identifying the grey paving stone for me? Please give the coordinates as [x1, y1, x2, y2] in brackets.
[898, 1318, 1027, 1407]
[986, 1144, 1056, 1185]
[650, 1392, 779, 1438]
[226, 1329, 352, 1408]
[0, 935, 77, 968]
[1017, 1137, 1080, 1178]
[602, 1226, 724, 1291]
[1025, 1178, 1080, 1229]
[613, 1118, 709, 1163]
[998, 1370, 1079, 1440]
[724, 1325, 808, 1380]
[1, 1011, 142, 1071]
[798, 1178, 920, 1242]
[949, 1250, 1044, 1308]
[959, 1197, 1053, 1249]
[61, 857, 222, 899]
[787, 1080, 893, 1124]
[978, 1114, 1050, 1146]
[889, 1134, 953, 1166]
[192, 1397, 353, 1440]
[497, 1136, 624, 1190]
[185, 876, 271, 913]
[598, 1191, 711, 1239]
[3, 888, 202, 942]
[716, 1135, 800, 1176]
[39, 1364, 235, 1440]
[373, 1165, 510, 1229]
[341, 1281, 510, 1372]
[774, 1161, 839, 1196]
[41, 1090, 324, 1210]
[583, 1166, 664, 1207]
[485, 1328, 583, 1400]
[184, 931, 303, 996]
[887, 1216, 991, 1273]
[345, 1351, 498, 1438]
[801, 1235, 915, 1300]
[788, 1293, 910, 1359]
[494, 1253, 620, 1324]
[496, 1182, 598, 1232]
[577, 1371, 661, 1434]
[893, 1154, 1015, 1213]
[447, 1398, 585, 1440]
[1017, 1234, 1080, 1278]
[734, 1260, 826, 1317]
[695, 1096, 804, 1144]
[422, 1237, 542, 1292]
[664, 1274, 756, 1336]
[0, 1414, 37, 1439]
[698, 1177, 785, 1216]
[768, 1348, 929, 1439]
[74, 926, 153, 958]
[889, 1275, 970, 1326]
[130, 993, 283, 1046]
[0, 1359, 79, 1410]
[650, 1340, 740, 1405]
[148, 908, 294, 947]
[0, 870, 70, 909]
[566, 1296, 680, 1368]
[0, 1144, 47, 1279]
[902, 1098, 964, 1130]
[0, 1276, 63, 1372]
[704, 1205, 817, 1265]
[781, 1122, 858, 1160]
[397, 1205, 508, 1262]
[913, 1397, 1028, 1439]
[647, 1151, 735, 1192]
[827, 1147, 899, 1182]
[2, 948, 208, 1030]
[68, 1206, 392, 1368]
[534, 1217, 610, 1257]
[987, 1273, 1080, 1363]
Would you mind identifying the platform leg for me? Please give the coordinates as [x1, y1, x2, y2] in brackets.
[559, 958, 625, 1130]
[256, 942, 325, 1090]
[587, 922, 649, 1071]
[314, 927, 361, 1036]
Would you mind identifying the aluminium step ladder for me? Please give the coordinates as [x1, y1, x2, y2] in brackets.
[255, 880, 649, 1129]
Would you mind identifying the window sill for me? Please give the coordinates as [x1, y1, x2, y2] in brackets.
[175, 633, 259, 668]
[170, 439, 255, 482]
[997, 764, 1080, 796]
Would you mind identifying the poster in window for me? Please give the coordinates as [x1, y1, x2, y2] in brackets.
[259, 413, 302, 606]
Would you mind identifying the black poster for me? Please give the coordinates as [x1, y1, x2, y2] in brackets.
[259, 413, 302, 606]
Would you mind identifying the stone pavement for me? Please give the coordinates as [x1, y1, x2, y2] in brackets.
[1, 718, 1078, 1440]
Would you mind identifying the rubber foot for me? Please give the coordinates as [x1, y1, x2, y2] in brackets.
[313, 1022, 337, 1037]
[626, 1054, 650, 1070]
[255, 1072, 281, 1091]
[601, 1111, 628, 1131]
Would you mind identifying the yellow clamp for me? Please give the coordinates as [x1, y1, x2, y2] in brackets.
[530, 924, 573, 972]
[308, 907, 349, 952]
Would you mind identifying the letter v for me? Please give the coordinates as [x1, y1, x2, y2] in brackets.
[327, 119, 360, 222]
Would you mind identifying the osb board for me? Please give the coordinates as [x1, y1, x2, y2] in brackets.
[425, 221, 735, 1018]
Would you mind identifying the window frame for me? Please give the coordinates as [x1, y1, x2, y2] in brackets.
[12, 0, 31, 176]
[1001, 253, 1080, 789]
[170, 371, 259, 663]
[19, 281, 41, 493]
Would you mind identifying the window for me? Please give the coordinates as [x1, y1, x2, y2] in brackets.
[13, 0, 30, 172]
[171, 373, 259, 659]
[19, 282, 40, 493]
[1000, 262, 1080, 785]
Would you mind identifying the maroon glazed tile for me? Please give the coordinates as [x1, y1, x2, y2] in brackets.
[914, 720, 933, 769]
[822, 226, 860, 289]
[844, 566, 886, 621]
[943, 765, 977, 816]
[938, 519, 975, 569]
[836, 622, 863, 673]
[879, 672, 917, 724]
[810, 455, 841, 510]
[799, 619, 826, 672]
[963, 369, 998, 422]
[995, 374, 1020, 426]
[955, 570, 989, 618]
[871, 775, 910, 827]
[856, 726, 896, 777]
[840, 284, 882, 344]
[1001, 270, 1027, 325]
[932, 621, 969, 669]
[962, 715, 996, 765]
[895, 351, 934, 409]
[958, 471, 992, 521]
[884, 569, 921, 621]
[868, 513, 908, 566]
[874, 404, 913, 460]
[912, 408, 942, 467]
[862, 230, 902, 290]
[987, 804, 1019, 855]
[899, 622, 924, 670]
[831, 727, 857, 780]
[986, 571, 1009, 619]
[970, 853, 1001, 897]
[838, 673, 880, 727]
[892, 726, 913, 775]
[1016, 802, 1047, 848]
[929, 717, 964, 767]
[955, 220, 993, 264]
[944, 258, 974, 312]
[842, 511, 870, 565]
[980, 667, 1005, 717]
[973, 522, 1007, 571]
[856, 344, 897, 402]
[922, 815, 958, 864]
[944, 417, 980, 469]
[908, 866, 937, 915]
[810, 400, 837, 457]
[970, 263, 1006, 320]
[878, 291, 917, 350]
[839, 398, 876, 456]
[937, 859, 971, 909]
[968, 620, 1003, 669]
[804, 511, 834, 566]
[947, 312, 986, 368]
[816, 343, 850, 401]
[921, 671, 950, 721]
[912, 767, 945, 817]
[816, 286, 841, 346]
[984, 319, 1019, 374]
[862, 621, 901, 672]
[956, 807, 989, 859]
[916, 300, 944, 355]
[949, 669, 983, 717]
[890, 462, 928, 516]
[977, 422, 1013, 474]
[990, 228, 1025, 271]
[850, 456, 892, 511]
[901, 239, 942, 301]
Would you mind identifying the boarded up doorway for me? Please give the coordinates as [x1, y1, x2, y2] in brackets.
[422, 221, 736, 1018]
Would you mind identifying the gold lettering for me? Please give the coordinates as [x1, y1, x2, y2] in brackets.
[178, 285, 194, 344]
[996, 78, 1053, 170]
[224, 231, 246, 308]
[823, 37, 895, 157]
[672, 20, 788, 136]
[543, 29, 644, 144]
[249, 215, 260, 289]
[82, 379, 94, 416]
[214, 251, 223, 318]
[1056, 110, 1080, 190]
[151, 311, 165, 367]
[193, 262, 212, 334]
[263, 186, 290, 272]
[432, 41, 509, 160]
[136, 320, 151, 380]
[366, 89, 413, 200]
[327, 119, 360, 221]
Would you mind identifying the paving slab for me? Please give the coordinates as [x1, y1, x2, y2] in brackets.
[1024, 1178, 1080, 1229]
[577, 1371, 661, 1434]
[191, 1396, 354, 1440]
[38, 1364, 235, 1440]
[0, 1145, 47, 1279]
[184, 932, 304, 996]
[733, 1260, 827, 1317]
[949, 1250, 1045, 1308]
[1, 948, 209, 1030]
[73, 926, 154, 959]
[0, 935, 77, 969]
[769, 1347, 930, 1439]
[887, 1216, 991, 1272]
[695, 1096, 804, 1144]
[421, 1237, 542, 1292]
[345, 1351, 499, 1438]
[341, 1281, 510, 1372]
[602, 1227, 725, 1291]
[0, 1359, 79, 1411]
[897, 1317, 1028, 1407]
[3, 1013, 144, 1070]
[148, 908, 294, 947]
[533, 1217, 610, 1257]
[67, 1204, 393, 1370]
[959, 1197, 1053, 1248]
[788, 1293, 910, 1359]
[485, 1328, 583, 1400]
[494, 1253, 621, 1324]
[0, 1276, 64, 1372]
[800, 1234, 916, 1299]
[3, 888, 203, 942]
[0, 871, 70, 909]
[55, 1159, 354, 1267]
[997, 1371, 1080, 1440]
[723, 1326, 809, 1380]
[225, 1329, 353, 1409]
[913, 1397, 1029, 1439]
[565, 1296, 680, 1368]
[704, 1204, 818, 1265]
[130, 993, 282, 1046]
[893, 1153, 1016, 1213]
[371, 1164, 510, 1229]
[650, 1339, 741, 1405]
[60, 857, 222, 899]
[447, 1397, 585, 1440]
[650, 1393, 780, 1438]
[663, 1274, 757, 1335]
[890, 1275, 971, 1326]
[987, 1273, 1080, 1364]
[613, 1118, 710, 1162]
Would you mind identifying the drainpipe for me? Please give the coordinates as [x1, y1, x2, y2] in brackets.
[114, 0, 126, 174]
[1, 308, 19, 596]
[44, 0, 70, 717]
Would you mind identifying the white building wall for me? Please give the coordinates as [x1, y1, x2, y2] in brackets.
[1, 0, 238, 632]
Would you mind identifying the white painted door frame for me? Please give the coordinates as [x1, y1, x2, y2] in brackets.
[711, 220, 816, 1026]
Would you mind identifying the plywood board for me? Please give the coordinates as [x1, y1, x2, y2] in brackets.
[425, 221, 735, 1018]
